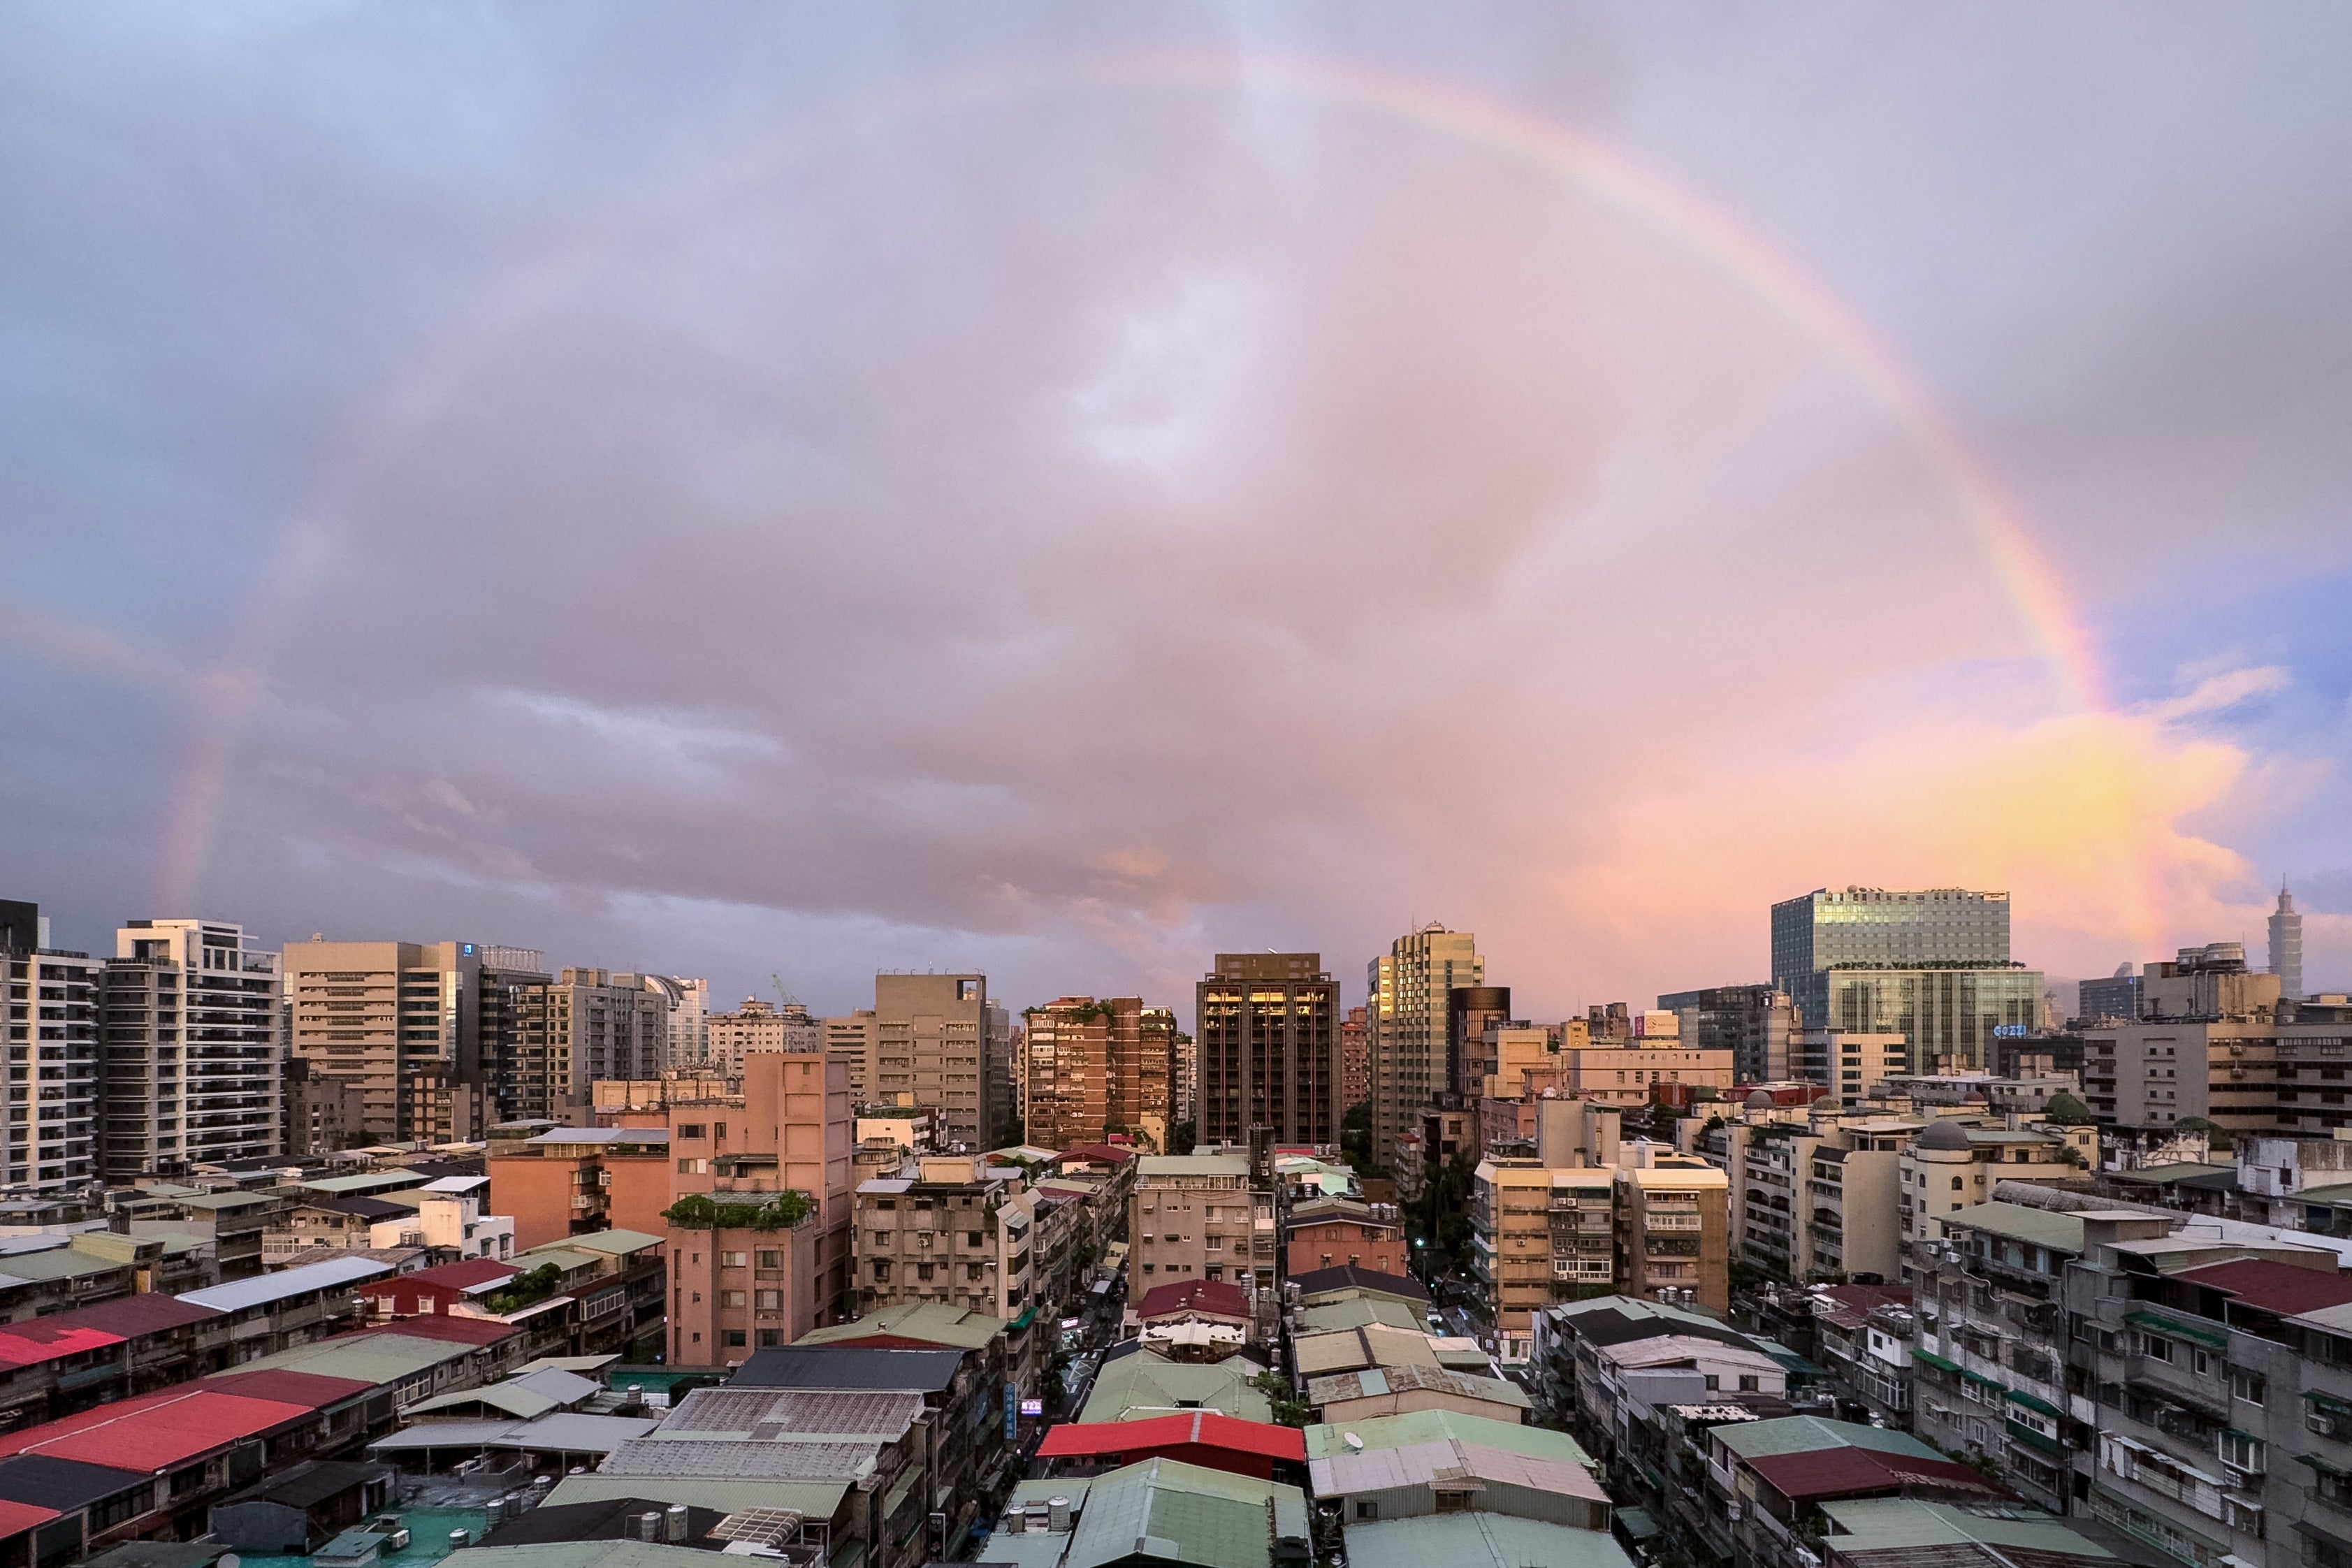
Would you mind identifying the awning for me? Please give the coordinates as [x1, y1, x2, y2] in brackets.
[2297, 1453, 2346, 1475]
[2006, 1420, 2062, 1457]
[2005, 1388, 2063, 1419]
[1960, 1367, 2003, 1389]
[1912, 1349, 1961, 1374]
[2126, 1309, 2228, 1351]
[1616, 1508, 1662, 1541]
[1010, 1305, 1038, 1331]
[2309, 1391, 2352, 1418]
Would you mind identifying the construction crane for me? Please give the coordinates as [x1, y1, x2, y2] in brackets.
[771, 973, 805, 1012]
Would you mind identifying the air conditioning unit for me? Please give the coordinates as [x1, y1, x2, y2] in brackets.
[2310, 1411, 2341, 1437]
[1727, 1503, 1744, 1522]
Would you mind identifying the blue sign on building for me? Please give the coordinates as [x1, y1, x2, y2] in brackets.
[1004, 1381, 1019, 1440]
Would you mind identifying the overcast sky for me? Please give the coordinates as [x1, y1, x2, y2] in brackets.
[4, 3, 2349, 1024]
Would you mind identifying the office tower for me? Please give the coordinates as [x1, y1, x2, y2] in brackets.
[986, 1000, 1014, 1142]
[1340, 1005, 1368, 1110]
[1447, 985, 1512, 1101]
[1172, 1029, 1197, 1128]
[873, 973, 1002, 1149]
[1195, 953, 1342, 1147]
[0, 900, 100, 1190]
[2272, 885, 2305, 1002]
[1770, 888, 2040, 1072]
[283, 938, 482, 1140]
[1657, 984, 1798, 1083]
[479, 950, 555, 1121]
[101, 919, 282, 1177]
[541, 968, 667, 1111]
[635, 974, 710, 1066]
[2075, 964, 2142, 1024]
[1366, 925, 1482, 1169]
[709, 996, 822, 1075]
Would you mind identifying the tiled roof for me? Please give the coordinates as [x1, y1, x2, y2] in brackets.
[1286, 1265, 1428, 1303]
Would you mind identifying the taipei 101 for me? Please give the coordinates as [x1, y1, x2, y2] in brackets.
[1, 6, 2347, 1565]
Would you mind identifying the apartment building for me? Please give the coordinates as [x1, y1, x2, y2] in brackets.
[708, 996, 822, 1073]
[1899, 1116, 2097, 1268]
[487, 1124, 673, 1249]
[1618, 1151, 1730, 1313]
[1470, 1160, 1616, 1358]
[1023, 996, 1119, 1152]
[98, 919, 281, 1178]
[283, 1058, 368, 1156]
[862, 974, 1006, 1149]
[1129, 1154, 1274, 1291]
[662, 1050, 857, 1356]
[851, 1156, 1037, 1319]
[1196, 954, 1342, 1148]
[282, 938, 481, 1140]
[1660, 984, 1799, 1083]
[539, 967, 668, 1111]
[1554, 1031, 1736, 1109]
[1, 931, 100, 1190]
[477, 949, 553, 1121]
[1367, 927, 1482, 1173]
[1282, 1196, 1406, 1277]
[1793, 1030, 1912, 1098]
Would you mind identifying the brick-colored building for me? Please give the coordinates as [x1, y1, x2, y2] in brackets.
[1282, 1196, 1406, 1277]
[487, 1125, 673, 1251]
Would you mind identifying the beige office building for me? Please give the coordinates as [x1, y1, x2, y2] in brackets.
[1367, 925, 1482, 1171]
[873, 974, 1006, 1151]
[282, 938, 481, 1140]
[709, 997, 822, 1074]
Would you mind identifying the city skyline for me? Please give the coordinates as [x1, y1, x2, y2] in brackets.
[4, 8, 2349, 1028]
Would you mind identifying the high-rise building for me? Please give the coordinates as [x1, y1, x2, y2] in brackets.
[1195, 953, 1342, 1147]
[638, 974, 710, 1066]
[872, 974, 1005, 1150]
[1366, 925, 1482, 1169]
[1657, 984, 1797, 1083]
[1024, 996, 1178, 1152]
[479, 949, 553, 1122]
[282, 938, 483, 1141]
[1446, 985, 1511, 1101]
[2075, 964, 2142, 1024]
[2272, 884, 2305, 1001]
[1771, 888, 2040, 1072]
[1121, 1006, 1177, 1150]
[1340, 1005, 1368, 1110]
[709, 997, 822, 1074]
[100, 920, 282, 1177]
[545, 968, 669, 1108]
[1, 900, 100, 1190]
[825, 1010, 881, 1103]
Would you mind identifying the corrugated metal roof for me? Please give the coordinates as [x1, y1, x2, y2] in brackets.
[1293, 1325, 1438, 1377]
[31, 1293, 222, 1337]
[1135, 1155, 1250, 1177]
[1305, 1409, 1590, 1465]
[658, 1388, 924, 1439]
[442, 1542, 710, 1568]
[541, 1475, 846, 1517]
[0, 1323, 124, 1370]
[491, 1414, 659, 1453]
[601, 1438, 880, 1479]
[1305, 1363, 1528, 1412]
[297, 1170, 427, 1195]
[1342, 1513, 1634, 1568]
[798, 1302, 1003, 1350]
[1061, 1457, 1307, 1568]
[1077, 1353, 1274, 1425]
[1817, 1498, 2117, 1558]
[1715, 1414, 1944, 1461]
[177, 1254, 392, 1310]
[522, 1128, 669, 1146]
[567, 1230, 663, 1255]
[0, 1455, 148, 1511]
[1309, 1437, 1610, 1505]
[201, 1369, 377, 1409]
[1288, 1265, 1428, 1304]
[1934, 1203, 2085, 1253]
[727, 1346, 964, 1393]
[1746, 1446, 1996, 1502]
[368, 1259, 518, 1294]
[1036, 1411, 1306, 1462]
[0, 1497, 58, 1539]
[0, 1387, 311, 1469]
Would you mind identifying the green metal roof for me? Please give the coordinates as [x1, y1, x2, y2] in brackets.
[567, 1230, 664, 1256]
[1712, 1414, 1943, 1462]
[0, 1248, 126, 1283]
[170, 1190, 280, 1211]
[1060, 1458, 1307, 1568]
[300, 1170, 428, 1195]
[2108, 1163, 2235, 1186]
[231, 1330, 484, 1383]
[519, 1247, 602, 1275]
[1342, 1513, 1634, 1568]
[2126, 1307, 2228, 1350]
[1297, 1297, 1424, 1334]
[1078, 1354, 1273, 1424]
[1936, 1203, 2086, 1253]
[800, 1301, 1005, 1349]
[1305, 1408, 1592, 1467]
[1815, 1498, 2116, 1558]
[1135, 1155, 1250, 1177]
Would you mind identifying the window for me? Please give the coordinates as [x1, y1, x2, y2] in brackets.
[758, 1329, 781, 1347]
[1952, 1177, 1963, 1191]
[722, 1251, 748, 1268]
[678, 1124, 706, 1140]
[758, 1250, 782, 1269]
[1354, 1502, 1379, 1521]
[2192, 1348, 2214, 1377]
[757, 1290, 783, 1309]
[723, 1330, 746, 1348]
[1738, 1374, 1760, 1392]
[2221, 1430, 2265, 1475]
[2228, 1365, 2266, 1402]
[2140, 1334, 2174, 1363]
[721, 1291, 746, 1307]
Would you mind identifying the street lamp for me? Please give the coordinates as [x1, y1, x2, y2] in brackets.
[1412, 1236, 1426, 1287]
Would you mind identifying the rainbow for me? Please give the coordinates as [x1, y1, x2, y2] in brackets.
[148, 45, 2112, 918]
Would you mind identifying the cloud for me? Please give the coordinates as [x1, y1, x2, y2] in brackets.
[3, 8, 2349, 1015]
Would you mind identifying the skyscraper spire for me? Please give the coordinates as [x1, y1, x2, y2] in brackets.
[2270, 882, 2304, 1002]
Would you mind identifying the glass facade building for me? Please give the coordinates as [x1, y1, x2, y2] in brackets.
[1771, 887, 2038, 1072]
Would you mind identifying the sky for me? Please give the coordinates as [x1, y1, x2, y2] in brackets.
[3, 3, 2350, 1026]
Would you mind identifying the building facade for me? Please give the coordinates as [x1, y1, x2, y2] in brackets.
[1, 921, 100, 1190]
[1195, 954, 1342, 1148]
[282, 938, 481, 1140]
[2272, 885, 2305, 1001]
[1658, 984, 1799, 1084]
[1129, 1154, 1274, 1292]
[1773, 888, 2040, 1072]
[869, 973, 1004, 1150]
[1367, 927, 1482, 1174]
[99, 919, 282, 1177]
[709, 996, 822, 1074]
[1023, 996, 1173, 1152]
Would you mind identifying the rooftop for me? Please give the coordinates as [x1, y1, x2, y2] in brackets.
[1820, 1498, 2119, 1566]
[654, 1387, 924, 1440]
[1037, 1411, 1305, 1463]
[1715, 1415, 1947, 1462]
[0, 1384, 312, 1469]
[1309, 1435, 1611, 1511]
[1933, 1203, 2086, 1254]
[1305, 1408, 1589, 1465]
[1305, 1363, 1530, 1414]
[1080, 1350, 1273, 1425]
[1340, 1515, 1633, 1568]
[179, 1254, 393, 1310]
[797, 1301, 1005, 1351]
[1135, 1154, 1250, 1178]
[2172, 1257, 2352, 1316]
[725, 1345, 965, 1393]
[1747, 1446, 1997, 1502]
[1287, 1265, 1428, 1304]
[1133, 1279, 1250, 1321]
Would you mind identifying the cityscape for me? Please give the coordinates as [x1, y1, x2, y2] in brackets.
[6, 10, 2351, 1568]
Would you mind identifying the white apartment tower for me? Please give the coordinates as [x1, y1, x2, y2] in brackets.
[1, 905, 101, 1190]
[103, 920, 282, 1177]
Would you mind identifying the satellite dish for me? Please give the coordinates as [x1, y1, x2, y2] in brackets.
[221, 1555, 242, 1568]
[1342, 1432, 1363, 1451]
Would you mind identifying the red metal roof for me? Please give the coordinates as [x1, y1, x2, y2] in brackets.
[1133, 1280, 1250, 1321]
[33, 1294, 222, 1338]
[2175, 1258, 2352, 1317]
[1061, 1145, 1135, 1163]
[361, 1259, 518, 1294]
[1746, 1447, 1994, 1502]
[1036, 1411, 1305, 1462]
[0, 1387, 314, 1471]
[0, 1499, 58, 1539]
[202, 1369, 378, 1409]
[809, 1335, 955, 1351]
[0, 1324, 125, 1370]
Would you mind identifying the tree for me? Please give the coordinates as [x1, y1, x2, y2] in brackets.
[2040, 1091, 2096, 1125]
[661, 1191, 817, 1230]
[999, 1117, 1026, 1149]
[1170, 1120, 1197, 1156]
[2175, 1116, 2234, 1153]
[1340, 1100, 1378, 1177]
